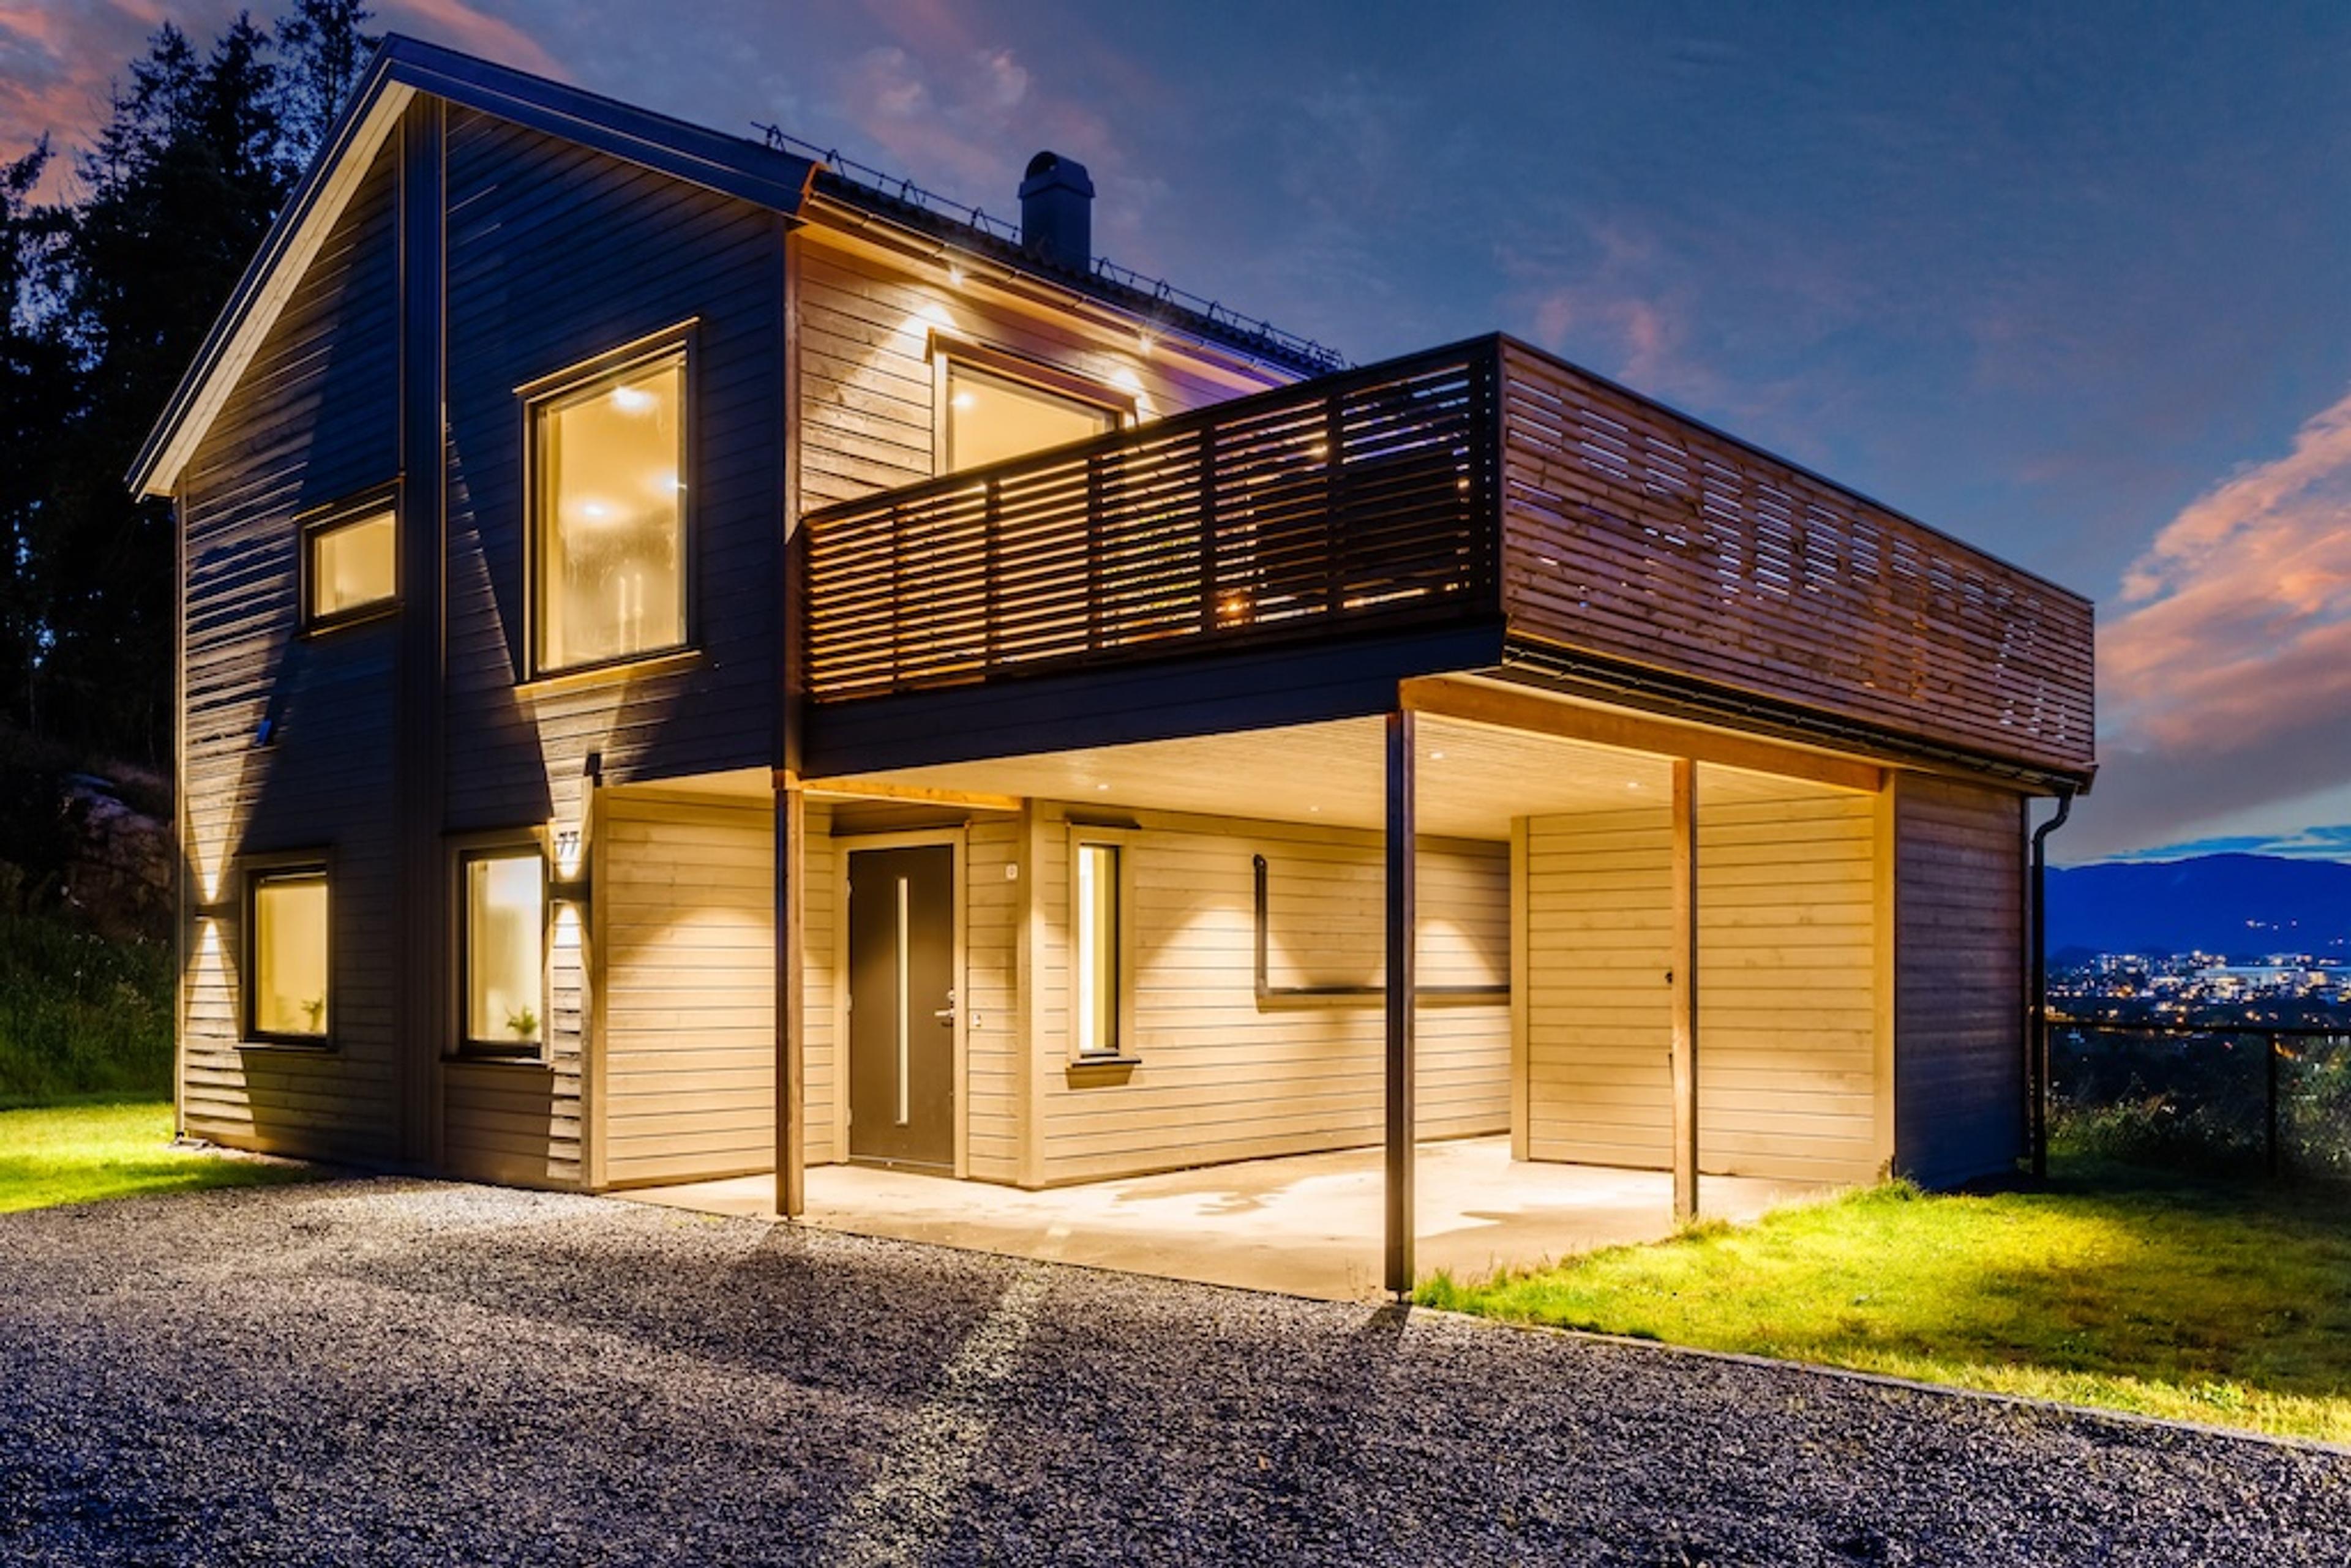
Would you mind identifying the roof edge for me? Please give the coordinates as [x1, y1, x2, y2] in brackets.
[129, 35, 819, 498]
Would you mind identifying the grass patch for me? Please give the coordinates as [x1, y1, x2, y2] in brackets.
[0, 1101, 313, 1213]
[1418, 1162, 2351, 1444]
[0, 912, 173, 1108]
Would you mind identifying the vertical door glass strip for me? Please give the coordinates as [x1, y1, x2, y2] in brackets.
[895, 876, 910, 1125]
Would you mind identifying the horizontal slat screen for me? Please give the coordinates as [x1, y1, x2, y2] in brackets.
[1496, 340, 2094, 775]
[803, 347, 1501, 698]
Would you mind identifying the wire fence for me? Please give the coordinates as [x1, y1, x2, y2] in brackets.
[2048, 1021, 2351, 1182]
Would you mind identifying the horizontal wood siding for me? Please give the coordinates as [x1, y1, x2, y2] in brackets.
[1696, 789, 1881, 1184]
[965, 819, 1022, 1182]
[1522, 806, 1674, 1167]
[1524, 786, 1885, 1183]
[435, 105, 787, 1184]
[803, 800, 839, 1167]
[1498, 339, 2094, 776]
[1894, 775, 2025, 1187]
[793, 234, 1278, 513]
[177, 131, 402, 1160]
[599, 792, 774, 1187]
[1030, 803, 1509, 1187]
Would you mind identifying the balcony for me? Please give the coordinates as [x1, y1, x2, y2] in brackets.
[801, 335, 2095, 781]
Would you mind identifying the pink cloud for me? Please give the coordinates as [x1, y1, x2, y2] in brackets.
[2078, 386, 2351, 853]
[1512, 226, 1715, 404]
[388, 0, 564, 79]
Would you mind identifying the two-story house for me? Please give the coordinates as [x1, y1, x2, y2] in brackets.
[133, 37, 2094, 1295]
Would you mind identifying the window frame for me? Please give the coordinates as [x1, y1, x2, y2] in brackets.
[929, 331, 1132, 478]
[453, 837, 552, 1062]
[1066, 826, 1139, 1065]
[517, 323, 698, 682]
[241, 852, 334, 1049]
[298, 485, 401, 633]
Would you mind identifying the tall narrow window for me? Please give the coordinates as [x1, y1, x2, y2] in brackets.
[463, 849, 545, 1054]
[531, 348, 687, 673]
[305, 505, 396, 625]
[944, 361, 1117, 472]
[1074, 841, 1122, 1058]
[249, 868, 328, 1040]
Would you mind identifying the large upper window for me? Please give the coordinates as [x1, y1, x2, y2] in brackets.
[249, 866, 328, 1041]
[462, 849, 545, 1056]
[945, 361, 1118, 472]
[304, 503, 396, 626]
[530, 348, 687, 674]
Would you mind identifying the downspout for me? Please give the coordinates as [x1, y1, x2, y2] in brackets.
[2028, 787, 2075, 1180]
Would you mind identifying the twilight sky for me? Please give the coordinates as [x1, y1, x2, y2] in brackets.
[7, 1, 2349, 863]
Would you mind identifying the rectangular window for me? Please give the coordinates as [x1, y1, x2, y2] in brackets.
[1074, 841, 1122, 1058]
[945, 361, 1117, 472]
[305, 505, 397, 624]
[250, 868, 328, 1040]
[463, 849, 545, 1054]
[531, 348, 687, 674]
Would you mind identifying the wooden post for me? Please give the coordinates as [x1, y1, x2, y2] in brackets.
[1670, 757, 1699, 1222]
[776, 777, 806, 1218]
[1384, 708, 1416, 1297]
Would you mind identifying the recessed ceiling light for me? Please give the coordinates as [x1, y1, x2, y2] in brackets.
[1097, 783, 1111, 792]
[1430, 750, 1446, 760]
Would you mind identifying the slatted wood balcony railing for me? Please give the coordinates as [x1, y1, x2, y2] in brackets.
[800, 343, 1502, 698]
[800, 335, 2097, 779]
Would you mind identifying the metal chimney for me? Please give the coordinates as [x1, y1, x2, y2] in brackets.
[1018, 151, 1093, 273]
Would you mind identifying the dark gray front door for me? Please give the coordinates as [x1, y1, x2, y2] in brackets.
[847, 844, 956, 1170]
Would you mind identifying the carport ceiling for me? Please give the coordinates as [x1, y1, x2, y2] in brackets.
[839, 716, 1832, 840]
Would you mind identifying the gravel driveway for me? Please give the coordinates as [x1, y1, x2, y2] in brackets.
[1, 1179, 2345, 1566]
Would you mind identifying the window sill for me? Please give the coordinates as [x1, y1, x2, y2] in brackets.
[301, 602, 400, 637]
[1065, 1055, 1139, 1087]
[236, 1038, 336, 1054]
[448, 1052, 550, 1069]
[517, 647, 703, 699]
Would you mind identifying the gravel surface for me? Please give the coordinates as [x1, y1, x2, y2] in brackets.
[1, 1179, 2345, 1566]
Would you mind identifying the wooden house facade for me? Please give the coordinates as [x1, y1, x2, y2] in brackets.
[136, 38, 2094, 1292]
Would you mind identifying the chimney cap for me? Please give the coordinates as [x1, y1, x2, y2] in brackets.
[1019, 150, 1093, 197]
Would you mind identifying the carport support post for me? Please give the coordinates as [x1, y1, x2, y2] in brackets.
[1670, 758, 1700, 1222]
[775, 776, 806, 1218]
[1385, 708, 1417, 1298]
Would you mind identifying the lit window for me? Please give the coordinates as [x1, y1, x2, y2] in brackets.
[306, 507, 396, 623]
[1074, 841, 1122, 1058]
[463, 850, 544, 1054]
[531, 351, 687, 673]
[945, 361, 1117, 472]
[250, 869, 328, 1040]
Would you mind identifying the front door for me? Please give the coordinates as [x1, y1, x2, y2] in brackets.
[847, 844, 956, 1170]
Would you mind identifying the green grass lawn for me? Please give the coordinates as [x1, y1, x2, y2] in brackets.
[1418, 1162, 2351, 1444]
[0, 1100, 315, 1214]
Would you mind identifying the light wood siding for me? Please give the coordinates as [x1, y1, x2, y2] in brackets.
[803, 800, 840, 1167]
[1894, 775, 2025, 1187]
[965, 819, 1022, 1182]
[434, 105, 789, 1185]
[1028, 803, 1509, 1187]
[1522, 806, 1674, 1168]
[177, 131, 402, 1160]
[793, 233, 1284, 512]
[1523, 786, 1884, 1184]
[598, 792, 774, 1187]
[1696, 790, 1880, 1184]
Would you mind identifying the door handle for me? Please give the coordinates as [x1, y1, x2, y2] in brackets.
[934, 1008, 956, 1024]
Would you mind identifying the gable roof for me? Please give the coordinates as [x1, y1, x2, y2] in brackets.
[132, 36, 1343, 499]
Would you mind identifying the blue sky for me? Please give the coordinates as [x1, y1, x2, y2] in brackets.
[7, 1, 2350, 863]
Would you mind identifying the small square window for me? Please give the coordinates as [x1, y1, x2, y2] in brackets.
[462, 849, 546, 1055]
[249, 868, 329, 1041]
[531, 348, 688, 674]
[304, 505, 397, 625]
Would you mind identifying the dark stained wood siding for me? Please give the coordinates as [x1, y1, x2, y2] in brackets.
[1892, 773, 2026, 1186]
[177, 132, 402, 1160]
[437, 105, 790, 1184]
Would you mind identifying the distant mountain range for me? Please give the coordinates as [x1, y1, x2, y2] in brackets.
[2047, 853, 2351, 958]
